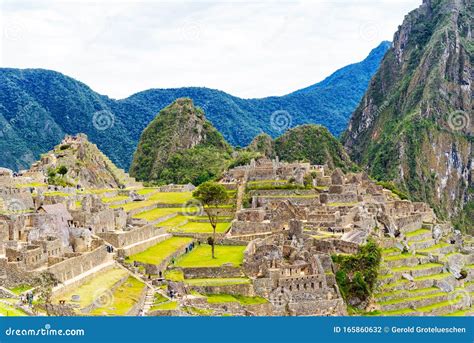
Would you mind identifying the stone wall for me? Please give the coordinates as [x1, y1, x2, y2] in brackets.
[98, 225, 166, 249]
[182, 266, 244, 279]
[46, 244, 109, 283]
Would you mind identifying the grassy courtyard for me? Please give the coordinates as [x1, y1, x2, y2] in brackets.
[175, 244, 245, 268]
[89, 276, 145, 316]
[171, 222, 231, 234]
[126, 237, 193, 265]
[132, 207, 184, 221]
[53, 268, 128, 309]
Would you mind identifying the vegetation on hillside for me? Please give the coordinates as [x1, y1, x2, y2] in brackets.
[332, 240, 381, 308]
[0, 41, 389, 171]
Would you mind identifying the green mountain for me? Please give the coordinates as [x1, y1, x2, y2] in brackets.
[0, 42, 389, 172]
[247, 125, 356, 172]
[130, 98, 232, 185]
[343, 0, 473, 232]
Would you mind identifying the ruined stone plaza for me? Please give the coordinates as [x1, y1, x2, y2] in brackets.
[0, 136, 473, 317]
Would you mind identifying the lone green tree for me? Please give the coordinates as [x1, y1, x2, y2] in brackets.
[193, 181, 229, 258]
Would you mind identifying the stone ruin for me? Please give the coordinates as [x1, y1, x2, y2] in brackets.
[243, 220, 347, 316]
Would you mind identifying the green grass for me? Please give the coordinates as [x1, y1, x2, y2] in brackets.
[327, 202, 358, 207]
[405, 229, 430, 238]
[416, 297, 461, 313]
[205, 293, 269, 305]
[43, 191, 71, 197]
[175, 245, 245, 268]
[171, 222, 231, 234]
[378, 291, 445, 306]
[156, 215, 189, 227]
[206, 294, 238, 303]
[133, 207, 184, 221]
[418, 242, 451, 253]
[126, 237, 193, 265]
[153, 293, 168, 305]
[89, 277, 145, 316]
[102, 195, 129, 203]
[380, 308, 414, 316]
[9, 284, 32, 295]
[184, 278, 250, 286]
[381, 248, 399, 255]
[150, 301, 178, 311]
[234, 295, 268, 305]
[136, 188, 159, 195]
[0, 302, 27, 316]
[391, 263, 442, 272]
[375, 287, 439, 299]
[164, 269, 184, 282]
[148, 192, 193, 204]
[383, 253, 424, 261]
[414, 272, 450, 281]
[53, 268, 128, 308]
[15, 182, 47, 188]
[183, 306, 214, 315]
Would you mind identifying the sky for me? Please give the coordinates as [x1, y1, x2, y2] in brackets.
[0, 0, 421, 99]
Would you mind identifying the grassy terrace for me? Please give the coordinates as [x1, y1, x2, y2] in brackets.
[184, 278, 250, 286]
[110, 192, 194, 212]
[378, 291, 446, 306]
[136, 188, 159, 195]
[102, 195, 129, 203]
[206, 294, 267, 305]
[8, 284, 32, 295]
[126, 237, 193, 265]
[327, 202, 358, 207]
[133, 207, 186, 221]
[383, 253, 425, 261]
[418, 242, 452, 253]
[391, 263, 442, 273]
[405, 229, 430, 238]
[175, 245, 245, 268]
[150, 301, 178, 311]
[53, 268, 128, 308]
[0, 301, 27, 316]
[375, 287, 439, 299]
[170, 222, 231, 234]
[90, 276, 145, 316]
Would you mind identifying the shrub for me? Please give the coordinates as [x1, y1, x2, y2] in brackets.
[332, 239, 381, 308]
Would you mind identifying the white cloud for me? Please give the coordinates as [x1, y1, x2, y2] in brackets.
[0, 0, 421, 99]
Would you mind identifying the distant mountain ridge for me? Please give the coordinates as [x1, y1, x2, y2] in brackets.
[0, 41, 390, 171]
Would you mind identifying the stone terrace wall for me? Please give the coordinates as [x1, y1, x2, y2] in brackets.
[182, 266, 244, 279]
[98, 225, 166, 248]
[47, 245, 109, 283]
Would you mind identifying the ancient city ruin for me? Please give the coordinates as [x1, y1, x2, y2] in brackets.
[0, 135, 472, 317]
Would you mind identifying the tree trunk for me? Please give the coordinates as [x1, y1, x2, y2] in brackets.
[212, 225, 216, 259]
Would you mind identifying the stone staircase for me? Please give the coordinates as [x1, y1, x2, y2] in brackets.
[374, 224, 473, 316]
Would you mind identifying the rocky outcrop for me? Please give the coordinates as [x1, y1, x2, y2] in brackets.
[343, 0, 473, 232]
[29, 134, 141, 189]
